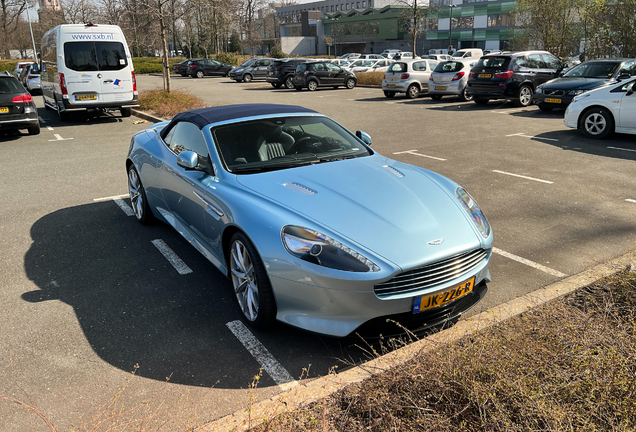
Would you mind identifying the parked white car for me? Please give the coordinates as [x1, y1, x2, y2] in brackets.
[339, 53, 361, 59]
[357, 54, 384, 60]
[330, 59, 354, 67]
[564, 78, 636, 139]
[352, 59, 392, 73]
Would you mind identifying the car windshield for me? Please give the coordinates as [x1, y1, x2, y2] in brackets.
[239, 59, 255, 67]
[564, 61, 621, 78]
[362, 61, 376, 67]
[212, 116, 373, 174]
[434, 61, 465, 73]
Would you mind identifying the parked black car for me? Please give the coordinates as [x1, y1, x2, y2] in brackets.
[0, 73, 40, 135]
[466, 51, 564, 106]
[266, 58, 311, 89]
[172, 59, 191, 76]
[186, 59, 233, 78]
[229, 58, 274, 82]
[293, 61, 357, 91]
[533, 59, 636, 111]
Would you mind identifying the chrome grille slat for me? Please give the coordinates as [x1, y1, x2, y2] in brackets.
[374, 249, 487, 297]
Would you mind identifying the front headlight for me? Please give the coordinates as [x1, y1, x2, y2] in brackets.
[567, 89, 587, 96]
[535, 86, 543, 94]
[456, 188, 491, 238]
[282, 226, 380, 272]
[572, 93, 591, 103]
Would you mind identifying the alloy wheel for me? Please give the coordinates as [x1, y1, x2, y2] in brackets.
[584, 113, 607, 136]
[519, 86, 532, 106]
[230, 239, 259, 322]
[196, 70, 204, 78]
[285, 76, 294, 89]
[308, 80, 318, 91]
[128, 168, 144, 220]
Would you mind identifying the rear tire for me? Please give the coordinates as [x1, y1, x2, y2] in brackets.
[307, 80, 318, 91]
[474, 97, 490, 105]
[406, 84, 420, 99]
[128, 166, 154, 225]
[196, 70, 204, 78]
[28, 123, 40, 135]
[121, 107, 132, 117]
[384, 91, 396, 98]
[516, 85, 533, 107]
[243, 74, 253, 83]
[580, 107, 614, 139]
[285, 76, 295, 89]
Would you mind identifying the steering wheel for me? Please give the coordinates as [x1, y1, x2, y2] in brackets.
[287, 136, 322, 154]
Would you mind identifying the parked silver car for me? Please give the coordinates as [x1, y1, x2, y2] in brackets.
[382, 59, 439, 99]
[428, 59, 478, 101]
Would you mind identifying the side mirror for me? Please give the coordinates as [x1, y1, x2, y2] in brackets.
[626, 83, 634, 96]
[356, 130, 372, 146]
[617, 73, 631, 82]
[176, 150, 199, 170]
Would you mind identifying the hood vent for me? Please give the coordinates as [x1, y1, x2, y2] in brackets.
[283, 182, 317, 195]
[383, 165, 404, 178]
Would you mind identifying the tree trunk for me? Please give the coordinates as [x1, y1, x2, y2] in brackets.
[412, 0, 417, 57]
[159, 10, 171, 93]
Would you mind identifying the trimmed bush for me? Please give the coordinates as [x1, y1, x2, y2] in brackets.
[355, 71, 384, 86]
[138, 89, 206, 119]
[215, 52, 240, 66]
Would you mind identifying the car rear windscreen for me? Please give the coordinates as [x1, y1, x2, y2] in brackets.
[0, 77, 22, 93]
[475, 57, 510, 69]
[434, 61, 465, 73]
[64, 41, 128, 71]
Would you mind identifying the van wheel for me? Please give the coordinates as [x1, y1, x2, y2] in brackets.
[285, 76, 295, 89]
[196, 70, 204, 78]
[243, 74, 253, 83]
[121, 107, 132, 117]
[406, 84, 420, 99]
[384, 91, 396, 98]
[28, 123, 41, 135]
[516, 85, 533, 107]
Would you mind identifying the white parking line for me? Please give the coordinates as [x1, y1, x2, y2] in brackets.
[48, 133, 74, 141]
[608, 146, 636, 153]
[46, 126, 54, 131]
[113, 198, 135, 216]
[493, 247, 567, 277]
[38, 116, 46, 123]
[505, 132, 559, 142]
[492, 170, 553, 184]
[151, 239, 193, 275]
[626, 199, 636, 204]
[226, 320, 298, 391]
[393, 149, 446, 161]
[93, 194, 130, 202]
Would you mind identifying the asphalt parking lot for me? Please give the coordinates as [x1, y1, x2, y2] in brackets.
[2, 75, 635, 430]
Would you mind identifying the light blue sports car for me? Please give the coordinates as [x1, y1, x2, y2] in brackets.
[126, 104, 493, 337]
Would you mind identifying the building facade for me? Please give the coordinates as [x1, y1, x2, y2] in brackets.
[426, 0, 515, 52]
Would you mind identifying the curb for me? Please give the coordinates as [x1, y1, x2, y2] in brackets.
[201, 251, 635, 431]
[131, 109, 166, 123]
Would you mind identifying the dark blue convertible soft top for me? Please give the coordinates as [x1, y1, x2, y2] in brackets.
[168, 104, 319, 130]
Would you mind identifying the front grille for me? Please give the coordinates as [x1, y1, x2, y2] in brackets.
[544, 90, 565, 96]
[374, 249, 488, 297]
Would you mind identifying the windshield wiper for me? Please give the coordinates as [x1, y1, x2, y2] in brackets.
[231, 160, 317, 174]
[318, 155, 358, 163]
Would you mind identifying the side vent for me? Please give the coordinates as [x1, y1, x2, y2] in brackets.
[283, 182, 317, 195]
[383, 165, 404, 178]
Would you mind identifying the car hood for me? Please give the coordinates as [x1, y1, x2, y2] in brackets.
[235, 155, 482, 269]
[542, 77, 612, 90]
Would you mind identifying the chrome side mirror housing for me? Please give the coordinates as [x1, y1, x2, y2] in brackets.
[627, 82, 635, 96]
[356, 130, 372, 146]
[176, 150, 199, 170]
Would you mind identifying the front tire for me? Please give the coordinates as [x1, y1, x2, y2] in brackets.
[430, 94, 442, 101]
[516, 85, 533, 107]
[459, 88, 473, 102]
[406, 84, 420, 99]
[196, 70, 204, 78]
[243, 74, 253, 83]
[345, 78, 356, 89]
[229, 232, 276, 328]
[581, 107, 614, 139]
[128, 166, 154, 224]
[307, 80, 318, 91]
[538, 105, 553, 112]
[474, 97, 490, 105]
[285, 75, 295, 89]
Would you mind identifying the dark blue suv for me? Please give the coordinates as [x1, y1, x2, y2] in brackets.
[466, 51, 564, 107]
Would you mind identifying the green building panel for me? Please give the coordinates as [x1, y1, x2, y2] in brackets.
[437, 2, 515, 18]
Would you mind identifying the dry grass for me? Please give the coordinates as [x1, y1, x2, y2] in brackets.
[249, 267, 636, 431]
[138, 89, 207, 119]
[354, 71, 384, 86]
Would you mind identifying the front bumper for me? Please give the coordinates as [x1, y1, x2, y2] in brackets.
[563, 101, 583, 129]
[270, 257, 491, 337]
[532, 93, 574, 108]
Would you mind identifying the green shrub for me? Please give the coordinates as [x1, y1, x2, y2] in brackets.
[215, 52, 240, 66]
[131, 57, 187, 74]
[270, 47, 288, 59]
[0, 60, 20, 73]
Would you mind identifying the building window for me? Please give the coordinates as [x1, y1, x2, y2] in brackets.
[362, 1, 366, 7]
[335, 5, 338, 10]
[368, 0, 372, 6]
[488, 14, 512, 27]
[428, 19, 438, 30]
[331, 5, 334, 11]
[454, 16, 474, 28]
[356, 1, 360, 7]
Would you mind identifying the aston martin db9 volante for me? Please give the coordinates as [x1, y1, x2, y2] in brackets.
[126, 104, 493, 337]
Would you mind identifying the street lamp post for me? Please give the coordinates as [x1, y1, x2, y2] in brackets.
[25, 5, 38, 61]
[448, 4, 456, 54]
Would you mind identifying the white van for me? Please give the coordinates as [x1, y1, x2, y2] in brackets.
[451, 48, 484, 59]
[40, 23, 138, 120]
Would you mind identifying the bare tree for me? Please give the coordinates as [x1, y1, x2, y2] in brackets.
[0, 0, 27, 58]
[63, 0, 99, 23]
[396, 0, 428, 56]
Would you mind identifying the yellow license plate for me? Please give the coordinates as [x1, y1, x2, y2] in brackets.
[0, 107, 8, 113]
[478, 74, 492, 79]
[75, 95, 97, 100]
[544, 98, 561, 103]
[435, 86, 446, 90]
[296, 76, 301, 79]
[413, 277, 475, 313]
[387, 84, 396, 88]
